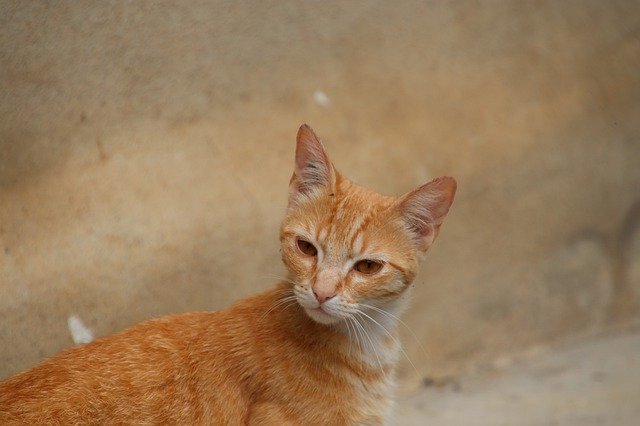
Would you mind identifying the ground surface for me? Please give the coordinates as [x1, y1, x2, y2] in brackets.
[397, 328, 640, 425]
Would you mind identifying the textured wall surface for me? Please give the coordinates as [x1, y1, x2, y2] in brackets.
[1, 1, 639, 386]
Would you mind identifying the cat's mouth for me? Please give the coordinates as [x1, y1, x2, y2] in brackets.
[292, 286, 344, 325]
[303, 305, 342, 325]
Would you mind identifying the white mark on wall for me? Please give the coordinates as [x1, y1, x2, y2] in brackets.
[313, 90, 331, 107]
[67, 315, 94, 345]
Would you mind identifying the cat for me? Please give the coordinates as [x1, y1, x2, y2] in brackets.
[0, 124, 456, 425]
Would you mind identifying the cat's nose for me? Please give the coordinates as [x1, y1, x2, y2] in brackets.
[313, 268, 339, 304]
[313, 290, 336, 304]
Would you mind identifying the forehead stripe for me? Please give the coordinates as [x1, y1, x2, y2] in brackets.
[348, 209, 377, 249]
[352, 234, 364, 254]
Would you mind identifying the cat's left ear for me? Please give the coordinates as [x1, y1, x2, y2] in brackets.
[289, 124, 336, 205]
[397, 176, 457, 251]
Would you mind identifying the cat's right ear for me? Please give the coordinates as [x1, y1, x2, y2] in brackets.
[289, 124, 336, 205]
[397, 176, 457, 251]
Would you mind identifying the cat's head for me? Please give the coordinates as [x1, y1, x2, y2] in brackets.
[280, 125, 456, 325]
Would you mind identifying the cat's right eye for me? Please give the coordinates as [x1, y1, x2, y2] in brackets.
[354, 259, 383, 275]
[296, 239, 318, 257]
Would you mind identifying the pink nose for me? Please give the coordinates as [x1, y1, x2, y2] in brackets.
[313, 290, 336, 304]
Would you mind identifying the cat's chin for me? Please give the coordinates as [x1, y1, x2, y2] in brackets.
[303, 307, 342, 325]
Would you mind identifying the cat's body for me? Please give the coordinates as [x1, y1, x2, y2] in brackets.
[0, 125, 456, 425]
[1, 285, 399, 424]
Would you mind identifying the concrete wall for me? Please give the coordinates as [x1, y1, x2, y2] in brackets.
[1, 0, 639, 386]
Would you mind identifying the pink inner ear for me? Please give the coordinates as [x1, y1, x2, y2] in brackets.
[291, 125, 335, 198]
[399, 176, 457, 247]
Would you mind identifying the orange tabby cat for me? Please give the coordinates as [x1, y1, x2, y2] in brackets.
[0, 125, 456, 425]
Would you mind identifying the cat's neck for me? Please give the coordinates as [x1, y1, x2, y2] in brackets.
[268, 283, 412, 371]
[335, 288, 412, 369]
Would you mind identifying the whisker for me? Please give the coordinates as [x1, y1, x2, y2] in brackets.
[268, 287, 297, 297]
[353, 312, 385, 372]
[273, 299, 300, 317]
[259, 293, 297, 322]
[355, 310, 419, 376]
[259, 296, 295, 321]
[360, 303, 430, 363]
[276, 300, 299, 315]
[352, 314, 384, 372]
[351, 316, 367, 362]
[343, 318, 354, 356]
[262, 274, 300, 287]
[347, 316, 362, 353]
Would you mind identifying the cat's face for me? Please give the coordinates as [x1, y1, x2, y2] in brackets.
[280, 125, 456, 326]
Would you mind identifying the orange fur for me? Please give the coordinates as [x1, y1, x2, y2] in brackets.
[0, 125, 456, 425]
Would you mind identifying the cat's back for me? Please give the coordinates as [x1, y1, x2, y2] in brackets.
[0, 311, 244, 424]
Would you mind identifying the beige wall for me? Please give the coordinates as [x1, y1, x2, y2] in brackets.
[1, 0, 639, 385]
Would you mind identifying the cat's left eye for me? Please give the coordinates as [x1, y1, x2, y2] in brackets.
[296, 238, 318, 257]
[354, 260, 383, 275]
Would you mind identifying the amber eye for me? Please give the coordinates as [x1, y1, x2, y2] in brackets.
[296, 239, 318, 257]
[354, 260, 383, 274]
